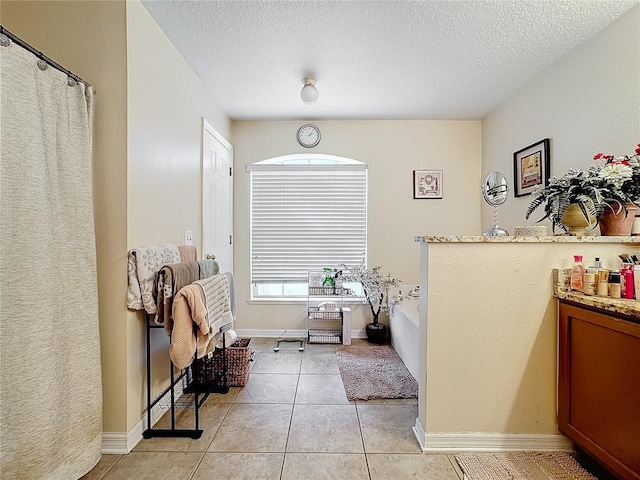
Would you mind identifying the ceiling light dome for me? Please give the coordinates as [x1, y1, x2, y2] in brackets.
[300, 77, 318, 105]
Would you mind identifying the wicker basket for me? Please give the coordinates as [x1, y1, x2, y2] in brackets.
[194, 338, 254, 387]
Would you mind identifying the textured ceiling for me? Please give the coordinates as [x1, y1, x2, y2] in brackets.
[141, 0, 638, 121]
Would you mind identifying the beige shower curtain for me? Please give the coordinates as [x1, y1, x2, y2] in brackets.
[0, 37, 102, 478]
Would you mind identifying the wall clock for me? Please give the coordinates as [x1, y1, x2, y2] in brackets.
[297, 124, 321, 148]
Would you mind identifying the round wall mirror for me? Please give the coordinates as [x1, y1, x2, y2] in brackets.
[481, 171, 509, 236]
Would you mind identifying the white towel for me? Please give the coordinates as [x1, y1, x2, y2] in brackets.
[213, 329, 237, 350]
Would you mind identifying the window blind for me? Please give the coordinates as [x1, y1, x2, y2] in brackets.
[250, 167, 367, 284]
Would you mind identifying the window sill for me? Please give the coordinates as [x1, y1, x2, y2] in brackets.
[248, 298, 366, 306]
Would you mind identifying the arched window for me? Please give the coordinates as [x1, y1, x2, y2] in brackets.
[246, 154, 368, 298]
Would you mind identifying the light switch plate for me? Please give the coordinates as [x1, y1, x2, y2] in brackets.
[184, 230, 193, 245]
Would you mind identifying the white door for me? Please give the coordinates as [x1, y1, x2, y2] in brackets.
[202, 120, 233, 274]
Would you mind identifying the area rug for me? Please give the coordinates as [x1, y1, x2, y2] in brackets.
[455, 452, 597, 480]
[335, 344, 418, 401]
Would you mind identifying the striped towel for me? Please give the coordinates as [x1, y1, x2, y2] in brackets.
[194, 274, 233, 336]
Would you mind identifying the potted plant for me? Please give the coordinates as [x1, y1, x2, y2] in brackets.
[339, 262, 401, 343]
[525, 144, 640, 235]
[592, 144, 640, 235]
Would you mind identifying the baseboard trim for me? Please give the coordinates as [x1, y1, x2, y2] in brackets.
[101, 383, 183, 454]
[413, 418, 572, 453]
[235, 328, 367, 339]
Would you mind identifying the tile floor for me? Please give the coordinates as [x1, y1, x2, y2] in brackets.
[82, 338, 464, 480]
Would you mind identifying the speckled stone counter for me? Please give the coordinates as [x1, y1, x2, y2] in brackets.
[553, 268, 640, 320]
[415, 235, 640, 244]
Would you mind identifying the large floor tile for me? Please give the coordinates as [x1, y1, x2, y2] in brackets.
[192, 453, 284, 480]
[134, 403, 231, 452]
[235, 373, 298, 404]
[367, 453, 460, 480]
[295, 374, 350, 404]
[247, 337, 273, 353]
[287, 405, 364, 453]
[205, 386, 241, 404]
[281, 453, 369, 480]
[251, 351, 303, 374]
[208, 403, 293, 453]
[303, 343, 339, 352]
[357, 404, 421, 453]
[300, 350, 340, 374]
[80, 455, 122, 480]
[101, 452, 203, 480]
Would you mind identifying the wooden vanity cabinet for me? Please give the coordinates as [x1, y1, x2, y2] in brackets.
[558, 301, 640, 480]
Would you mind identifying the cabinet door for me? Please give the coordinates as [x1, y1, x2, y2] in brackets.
[558, 302, 640, 480]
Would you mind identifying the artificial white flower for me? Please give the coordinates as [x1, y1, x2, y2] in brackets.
[598, 162, 633, 188]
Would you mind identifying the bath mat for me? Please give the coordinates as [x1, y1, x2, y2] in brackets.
[335, 344, 418, 401]
[455, 452, 596, 480]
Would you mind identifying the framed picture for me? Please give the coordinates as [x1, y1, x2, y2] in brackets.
[513, 138, 550, 197]
[413, 170, 443, 199]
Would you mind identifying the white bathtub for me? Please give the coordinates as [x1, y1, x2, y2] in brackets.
[389, 296, 419, 381]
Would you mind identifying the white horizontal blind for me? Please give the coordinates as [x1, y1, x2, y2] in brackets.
[251, 168, 367, 284]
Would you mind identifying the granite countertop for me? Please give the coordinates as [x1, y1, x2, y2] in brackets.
[553, 268, 640, 320]
[415, 235, 640, 244]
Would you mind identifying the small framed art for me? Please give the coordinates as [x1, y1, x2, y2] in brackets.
[513, 138, 550, 197]
[413, 170, 443, 199]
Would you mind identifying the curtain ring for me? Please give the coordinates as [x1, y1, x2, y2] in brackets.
[0, 33, 10, 48]
[67, 76, 77, 87]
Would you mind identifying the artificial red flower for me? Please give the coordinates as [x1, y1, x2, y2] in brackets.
[593, 153, 603, 160]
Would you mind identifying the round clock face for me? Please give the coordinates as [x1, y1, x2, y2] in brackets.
[297, 124, 321, 148]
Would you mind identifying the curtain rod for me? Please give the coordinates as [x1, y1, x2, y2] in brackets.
[0, 25, 93, 89]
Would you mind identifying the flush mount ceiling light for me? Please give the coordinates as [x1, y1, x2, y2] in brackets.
[300, 77, 318, 105]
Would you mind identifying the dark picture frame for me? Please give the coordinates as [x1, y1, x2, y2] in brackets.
[513, 138, 550, 197]
[413, 170, 443, 199]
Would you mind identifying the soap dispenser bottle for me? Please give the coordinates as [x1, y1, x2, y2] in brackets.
[622, 264, 635, 299]
[571, 255, 585, 292]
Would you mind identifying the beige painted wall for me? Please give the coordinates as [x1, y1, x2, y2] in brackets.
[232, 120, 481, 333]
[2, 0, 129, 433]
[126, 1, 230, 430]
[481, 4, 640, 235]
[423, 240, 640, 434]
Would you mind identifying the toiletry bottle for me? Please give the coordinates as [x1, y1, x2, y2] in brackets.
[594, 257, 603, 269]
[609, 271, 621, 299]
[634, 265, 640, 300]
[570, 255, 585, 292]
[623, 265, 635, 299]
[583, 273, 596, 296]
[597, 269, 610, 297]
[586, 266, 599, 292]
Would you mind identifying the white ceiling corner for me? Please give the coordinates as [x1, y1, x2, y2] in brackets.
[140, 0, 638, 121]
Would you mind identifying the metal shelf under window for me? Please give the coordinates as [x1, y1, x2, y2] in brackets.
[308, 328, 343, 344]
